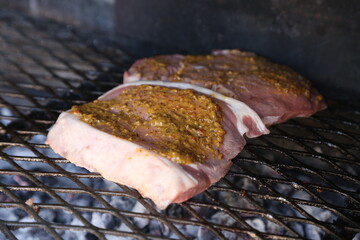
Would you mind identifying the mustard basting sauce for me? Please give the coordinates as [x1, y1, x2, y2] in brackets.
[71, 85, 225, 164]
[142, 54, 313, 97]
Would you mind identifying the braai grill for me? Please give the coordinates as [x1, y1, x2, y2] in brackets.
[0, 8, 359, 240]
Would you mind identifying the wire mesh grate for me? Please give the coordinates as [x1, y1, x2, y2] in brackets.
[0, 9, 359, 240]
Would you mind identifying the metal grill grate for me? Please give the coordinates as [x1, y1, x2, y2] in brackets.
[0, 9, 359, 240]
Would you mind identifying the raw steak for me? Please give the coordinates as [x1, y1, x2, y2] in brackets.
[46, 81, 269, 209]
[124, 49, 326, 125]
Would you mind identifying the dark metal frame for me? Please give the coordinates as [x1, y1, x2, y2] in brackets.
[0, 9, 359, 240]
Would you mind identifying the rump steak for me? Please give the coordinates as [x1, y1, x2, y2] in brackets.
[124, 49, 326, 125]
[46, 81, 269, 208]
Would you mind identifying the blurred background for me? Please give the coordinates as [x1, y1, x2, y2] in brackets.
[1, 0, 359, 102]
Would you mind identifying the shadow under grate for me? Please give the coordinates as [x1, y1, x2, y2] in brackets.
[0, 8, 359, 240]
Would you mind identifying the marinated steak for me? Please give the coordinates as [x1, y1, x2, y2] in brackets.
[46, 81, 269, 209]
[124, 49, 326, 125]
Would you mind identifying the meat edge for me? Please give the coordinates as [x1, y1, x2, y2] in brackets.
[46, 112, 199, 209]
[123, 52, 327, 126]
[46, 82, 269, 209]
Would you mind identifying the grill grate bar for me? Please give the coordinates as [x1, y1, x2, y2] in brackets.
[2, 129, 151, 239]
[20, 15, 132, 101]
[0, 184, 63, 240]
[182, 201, 262, 240]
[0, 9, 359, 240]
[244, 145, 360, 231]
[274, 119, 360, 163]
[1, 221, 154, 240]
[11, 24, 103, 87]
[243, 144, 360, 192]
[253, 139, 360, 203]
[220, 174, 334, 239]
[0, 223, 18, 240]
[0, 34, 84, 110]
[207, 181, 302, 238]
[0, 122, 122, 238]
[210, 183, 360, 215]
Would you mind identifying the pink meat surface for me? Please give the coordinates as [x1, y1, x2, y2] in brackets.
[46, 82, 269, 209]
[124, 49, 326, 125]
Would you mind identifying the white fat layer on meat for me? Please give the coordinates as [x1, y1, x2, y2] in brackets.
[123, 72, 141, 83]
[100, 81, 269, 137]
[46, 112, 198, 209]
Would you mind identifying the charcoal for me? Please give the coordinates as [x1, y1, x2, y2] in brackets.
[0, 134, 9, 143]
[27, 110, 51, 120]
[211, 211, 236, 226]
[61, 91, 83, 101]
[130, 202, 150, 229]
[7, 120, 30, 131]
[79, 82, 97, 91]
[0, 208, 19, 221]
[0, 192, 13, 202]
[165, 204, 188, 218]
[183, 225, 198, 237]
[132, 216, 149, 230]
[14, 228, 53, 240]
[62, 231, 87, 240]
[0, 107, 14, 127]
[289, 222, 305, 237]
[305, 224, 322, 240]
[13, 208, 27, 219]
[91, 212, 117, 229]
[245, 218, 265, 233]
[118, 222, 132, 236]
[38, 209, 56, 223]
[85, 232, 99, 240]
[53, 209, 74, 225]
[266, 220, 285, 235]
[109, 196, 136, 212]
[353, 233, 360, 240]
[45, 100, 69, 111]
[95, 73, 117, 83]
[197, 227, 217, 240]
[148, 220, 165, 236]
[222, 231, 237, 240]
[109, 66, 129, 75]
[159, 222, 171, 237]
[0, 231, 6, 240]
[3, 146, 36, 157]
